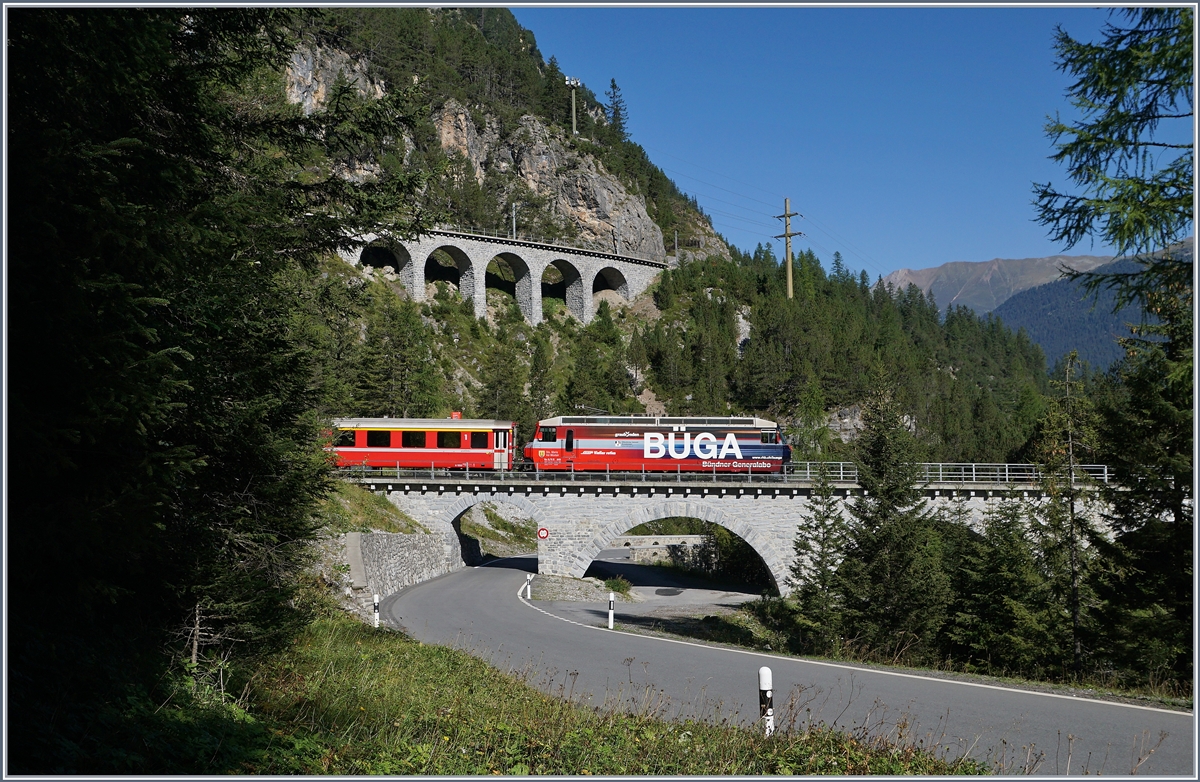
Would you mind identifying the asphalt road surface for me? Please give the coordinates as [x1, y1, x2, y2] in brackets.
[383, 553, 1194, 776]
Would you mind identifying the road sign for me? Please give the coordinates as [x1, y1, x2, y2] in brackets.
[537, 527, 549, 540]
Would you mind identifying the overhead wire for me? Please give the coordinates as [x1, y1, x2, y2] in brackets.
[647, 148, 893, 279]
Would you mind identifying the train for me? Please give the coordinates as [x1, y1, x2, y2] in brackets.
[329, 417, 518, 470]
[328, 415, 790, 474]
[523, 415, 790, 473]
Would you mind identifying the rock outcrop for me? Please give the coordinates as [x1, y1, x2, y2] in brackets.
[433, 98, 667, 262]
[285, 45, 715, 266]
[286, 45, 384, 115]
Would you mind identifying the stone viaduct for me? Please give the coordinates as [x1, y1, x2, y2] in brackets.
[338, 229, 667, 325]
[346, 468, 1109, 594]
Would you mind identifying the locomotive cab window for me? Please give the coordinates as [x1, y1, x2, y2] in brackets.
[437, 431, 461, 449]
[761, 431, 778, 444]
[471, 431, 488, 449]
[367, 430, 391, 448]
[334, 430, 356, 447]
[565, 430, 574, 452]
[401, 430, 427, 448]
[539, 427, 557, 443]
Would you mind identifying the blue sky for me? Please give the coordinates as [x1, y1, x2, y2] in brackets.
[511, 6, 1124, 280]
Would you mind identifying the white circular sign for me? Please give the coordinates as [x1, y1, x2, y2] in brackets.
[537, 527, 549, 540]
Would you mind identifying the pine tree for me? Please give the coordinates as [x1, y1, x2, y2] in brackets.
[789, 463, 849, 654]
[477, 328, 527, 421]
[1033, 8, 1192, 258]
[605, 78, 627, 140]
[357, 284, 443, 417]
[836, 372, 952, 663]
[1030, 351, 1101, 677]
[947, 499, 1057, 677]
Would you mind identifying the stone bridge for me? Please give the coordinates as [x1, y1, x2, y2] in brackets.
[338, 229, 667, 325]
[350, 468, 1108, 593]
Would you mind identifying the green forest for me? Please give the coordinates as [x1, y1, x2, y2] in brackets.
[7, 6, 1192, 773]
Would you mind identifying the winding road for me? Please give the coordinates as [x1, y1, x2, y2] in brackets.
[383, 553, 1194, 776]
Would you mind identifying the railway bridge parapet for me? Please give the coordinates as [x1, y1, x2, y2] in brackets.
[346, 465, 1110, 593]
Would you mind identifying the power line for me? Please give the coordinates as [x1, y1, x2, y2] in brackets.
[657, 166, 782, 210]
[642, 143, 785, 201]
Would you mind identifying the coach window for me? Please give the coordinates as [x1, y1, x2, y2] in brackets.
[471, 431, 488, 449]
[367, 430, 391, 448]
[401, 430, 427, 448]
[761, 430, 778, 444]
[565, 430, 574, 452]
[334, 430, 356, 447]
[539, 427, 557, 443]
[437, 431, 461, 449]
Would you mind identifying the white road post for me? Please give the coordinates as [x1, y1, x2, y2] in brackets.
[758, 666, 774, 736]
[525, 573, 533, 599]
[608, 592, 615, 630]
[373, 594, 380, 629]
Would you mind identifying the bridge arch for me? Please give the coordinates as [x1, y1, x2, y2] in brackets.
[486, 251, 536, 323]
[542, 259, 586, 322]
[584, 500, 784, 594]
[424, 245, 478, 302]
[438, 494, 547, 532]
[360, 240, 412, 278]
[591, 266, 630, 302]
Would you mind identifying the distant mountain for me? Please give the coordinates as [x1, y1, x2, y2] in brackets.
[991, 258, 1144, 369]
[883, 253, 1113, 314]
[991, 241, 1192, 370]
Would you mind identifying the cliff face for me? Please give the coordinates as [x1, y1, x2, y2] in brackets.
[433, 98, 667, 261]
[284, 45, 718, 265]
[286, 45, 384, 115]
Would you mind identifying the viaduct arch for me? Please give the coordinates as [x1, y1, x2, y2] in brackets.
[339, 229, 666, 325]
[348, 472, 1110, 600]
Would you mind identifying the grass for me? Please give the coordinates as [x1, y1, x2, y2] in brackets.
[236, 613, 987, 775]
[317, 482, 427, 534]
[458, 503, 537, 557]
[604, 575, 633, 596]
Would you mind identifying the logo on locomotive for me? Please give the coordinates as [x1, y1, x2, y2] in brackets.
[642, 431, 743, 460]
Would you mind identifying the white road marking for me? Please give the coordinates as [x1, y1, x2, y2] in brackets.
[515, 581, 1192, 718]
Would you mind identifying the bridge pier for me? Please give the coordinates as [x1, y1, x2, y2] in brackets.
[341, 229, 666, 326]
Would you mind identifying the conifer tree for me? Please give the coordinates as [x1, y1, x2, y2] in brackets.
[357, 284, 442, 417]
[1030, 351, 1101, 676]
[947, 499, 1057, 676]
[837, 371, 951, 662]
[790, 463, 849, 654]
[477, 328, 527, 422]
[605, 78, 628, 140]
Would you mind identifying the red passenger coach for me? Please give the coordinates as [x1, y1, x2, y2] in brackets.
[524, 416, 790, 473]
[330, 418, 517, 471]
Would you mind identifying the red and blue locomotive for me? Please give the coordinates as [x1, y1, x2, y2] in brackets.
[524, 415, 790, 473]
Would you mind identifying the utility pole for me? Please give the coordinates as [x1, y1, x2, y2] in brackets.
[511, 203, 517, 239]
[566, 77, 581, 136]
[774, 198, 803, 300]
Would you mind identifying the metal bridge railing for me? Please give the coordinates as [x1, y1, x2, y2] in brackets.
[335, 462, 1113, 486]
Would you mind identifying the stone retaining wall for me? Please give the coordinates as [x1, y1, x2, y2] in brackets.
[355, 528, 463, 600]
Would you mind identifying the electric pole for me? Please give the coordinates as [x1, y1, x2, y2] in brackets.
[774, 198, 803, 300]
[511, 203, 517, 239]
[566, 77, 581, 136]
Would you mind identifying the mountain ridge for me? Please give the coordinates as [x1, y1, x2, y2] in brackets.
[884, 252, 1114, 314]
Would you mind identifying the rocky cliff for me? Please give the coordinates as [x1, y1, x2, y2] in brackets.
[286, 45, 384, 115]
[433, 98, 667, 261]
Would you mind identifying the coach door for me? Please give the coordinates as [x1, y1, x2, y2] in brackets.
[493, 429, 508, 470]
